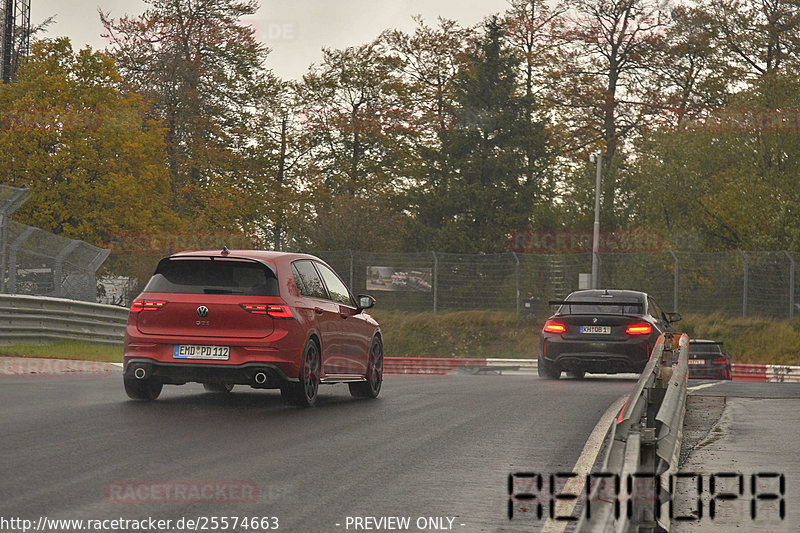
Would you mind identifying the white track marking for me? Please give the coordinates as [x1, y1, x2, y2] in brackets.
[538, 393, 629, 533]
[687, 382, 721, 392]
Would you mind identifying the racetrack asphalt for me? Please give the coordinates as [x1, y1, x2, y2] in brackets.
[0, 367, 636, 533]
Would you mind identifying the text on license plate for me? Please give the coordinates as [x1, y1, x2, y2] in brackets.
[173, 345, 230, 360]
[580, 326, 611, 334]
[688, 359, 705, 365]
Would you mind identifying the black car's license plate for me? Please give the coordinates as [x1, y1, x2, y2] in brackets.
[580, 326, 611, 334]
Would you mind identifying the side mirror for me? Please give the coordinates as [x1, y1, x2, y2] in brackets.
[357, 294, 376, 312]
[666, 312, 682, 323]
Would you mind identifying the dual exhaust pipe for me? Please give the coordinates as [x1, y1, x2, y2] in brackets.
[131, 364, 269, 385]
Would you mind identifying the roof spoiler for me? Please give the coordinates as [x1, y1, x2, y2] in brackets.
[548, 300, 643, 307]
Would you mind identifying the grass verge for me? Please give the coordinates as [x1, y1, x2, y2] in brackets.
[0, 311, 797, 365]
[0, 341, 123, 363]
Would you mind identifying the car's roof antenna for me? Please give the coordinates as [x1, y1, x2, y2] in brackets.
[221, 245, 230, 256]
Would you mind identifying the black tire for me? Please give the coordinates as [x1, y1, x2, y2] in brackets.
[349, 336, 383, 399]
[282, 339, 321, 407]
[203, 383, 234, 393]
[566, 370, 586, 379]
[124, 376, 163, 400]
[537, 354, 561, 380]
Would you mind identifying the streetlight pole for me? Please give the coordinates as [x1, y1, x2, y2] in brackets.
[590, 150, 602, 289]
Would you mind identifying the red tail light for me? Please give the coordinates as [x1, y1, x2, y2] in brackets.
[543, 320, 567, 334]
[130, 300, 167, 313]
[241, 303, 294, 318]
[712, 356, 728, 364]
[625, 323, 652, 335]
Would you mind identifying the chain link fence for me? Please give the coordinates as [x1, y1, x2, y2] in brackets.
[309, 250, 800, 319]
[0, 184, 110, 303]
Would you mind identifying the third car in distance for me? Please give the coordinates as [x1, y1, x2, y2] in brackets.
[538, 289, 681, 379]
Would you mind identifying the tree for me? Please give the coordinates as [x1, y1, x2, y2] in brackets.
[406, 17, 550, 253]
[0, 38, 174, 245]
[101, 0, 275, 230]
[555, 0, 668, 229]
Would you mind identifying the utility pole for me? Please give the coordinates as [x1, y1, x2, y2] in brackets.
[590, 150, 602, 289]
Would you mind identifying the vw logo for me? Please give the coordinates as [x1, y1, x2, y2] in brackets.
[593, 317, 598, 324]
[197, 306, 209, 318]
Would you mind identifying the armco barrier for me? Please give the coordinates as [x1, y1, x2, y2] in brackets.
[384, 357, 486, 374]
[575, 332, 689, 533]
[732, 363, 768, 382]
[0, 294, 127, 345]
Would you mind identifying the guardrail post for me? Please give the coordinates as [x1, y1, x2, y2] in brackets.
[786, 251, 795, 319]
[668, 250, 678, 312]
[511, 252, 520, 319]
[738, 249, 748, 318]
[431, 251, 438, 315]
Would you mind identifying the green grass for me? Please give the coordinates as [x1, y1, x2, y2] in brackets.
[1, 311, 798, 365]
[0, 341, 123, 363]
[372, 310, 800, 365]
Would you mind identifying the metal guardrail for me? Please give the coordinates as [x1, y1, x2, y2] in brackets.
[575, 332, 689, 533]
[0, 294, 127, 345]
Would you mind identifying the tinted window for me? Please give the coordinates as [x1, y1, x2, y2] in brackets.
[647, 297, 665, 321]
[292, 260, 328, 299]
[689, 343, 723, 355]
[144, 259, 278, 295]
[315, 262, 355, 306]
[559, 297, 642, 315]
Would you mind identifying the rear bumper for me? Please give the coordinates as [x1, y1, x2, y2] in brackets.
[541, 337, 650, 373]
[123, 358, 298, 388]
[688, 364, 731, 380]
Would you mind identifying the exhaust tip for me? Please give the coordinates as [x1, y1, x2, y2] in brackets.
[254, 372, 267, 385]
[134, 367, 147, 380]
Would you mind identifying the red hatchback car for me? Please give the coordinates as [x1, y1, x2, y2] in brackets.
[123, 249, 383, 406]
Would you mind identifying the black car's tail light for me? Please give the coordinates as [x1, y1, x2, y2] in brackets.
[625, 322, 652, 335]
[130, 300, 167, 312]
[240, 303, 294, 318]
[543, 320, 566, 334]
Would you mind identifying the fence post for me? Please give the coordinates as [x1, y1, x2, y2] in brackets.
[668, 250, 679, 312]
[738, 250, 748, 319]
[786, 251, 795, 320]
[511, 252, 520, 319]
[431, 251, 438, 315]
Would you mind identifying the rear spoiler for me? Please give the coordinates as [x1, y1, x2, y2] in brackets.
[548, 300, 643, 307]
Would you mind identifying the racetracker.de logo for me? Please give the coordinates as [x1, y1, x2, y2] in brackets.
[105, 480, 259, 504]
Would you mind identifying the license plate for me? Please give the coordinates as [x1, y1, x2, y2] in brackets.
[688, 359, 705, 365]
[173, 345, 230, 360]
[580, 326, 611, 334]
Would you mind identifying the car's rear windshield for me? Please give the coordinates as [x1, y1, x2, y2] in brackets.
[689, 344, 723, 354]
[558, 299, 642, 315]
[143, 259, 279, 296]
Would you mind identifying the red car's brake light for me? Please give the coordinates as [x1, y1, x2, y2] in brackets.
[625, 323, 652, 335]
[712, 356, 728, 364]
[241, 303, 294, 319]
[543, 320, 566, 334]
[130, 300, 167, 313]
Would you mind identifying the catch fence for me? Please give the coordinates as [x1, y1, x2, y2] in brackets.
[311, 250, 800, 319]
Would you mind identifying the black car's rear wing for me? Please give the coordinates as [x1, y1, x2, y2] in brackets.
[548, 300, 643, 307]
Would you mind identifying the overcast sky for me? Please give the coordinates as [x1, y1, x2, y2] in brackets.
[32, 0, 511, 80]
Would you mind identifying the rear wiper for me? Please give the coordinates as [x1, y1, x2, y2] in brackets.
[203, 288, 243, 294]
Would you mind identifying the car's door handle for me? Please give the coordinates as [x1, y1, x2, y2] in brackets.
[314, 307, 324, 315]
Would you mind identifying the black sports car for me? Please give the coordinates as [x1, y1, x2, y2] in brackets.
[687, 339, 732, 380]
[538, 289, 681, 379]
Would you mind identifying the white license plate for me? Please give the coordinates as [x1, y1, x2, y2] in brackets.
[688, 359, 705, 365]
[580, 326, 611, 334]
[173, 345, 230, 360]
